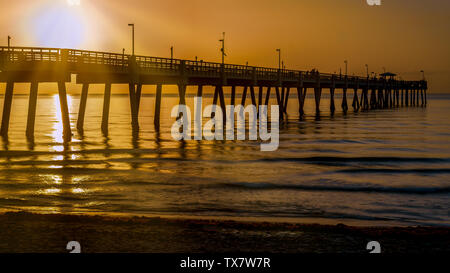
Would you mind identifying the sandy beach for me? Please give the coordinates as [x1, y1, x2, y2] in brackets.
[0, 211, 448, 253]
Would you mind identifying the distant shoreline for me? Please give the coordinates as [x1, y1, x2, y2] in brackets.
[0, 211, 448, 253]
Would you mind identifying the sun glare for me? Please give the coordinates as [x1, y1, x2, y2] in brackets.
[67, 0, 81, 6]
[31, 1, 85, 48]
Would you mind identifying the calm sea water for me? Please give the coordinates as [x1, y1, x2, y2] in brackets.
[0, 89, 449, 226]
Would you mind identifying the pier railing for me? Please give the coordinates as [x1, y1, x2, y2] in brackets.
[0, 46, 421, 85]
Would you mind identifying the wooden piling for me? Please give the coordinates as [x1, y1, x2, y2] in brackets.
[330, 87, 335, 113]
[416, 88, 420, 106]
[26, 82, 39, 138]
[258, 86, 263, 108]
[0, 81, 14, 136]
[405, 89, 409, 106]
[218, 85, 227, 125]
[264, 86, 271, 106]
[352, 88, 360, 111]
[314, 87, 322, 114]
[241, 86, 248, 105]
[275, 86, 284, 119]
[230, 86, 235, 106]
[342, 87, 348, 112]
[197, 85, 203, 97]
[77, 83, 89, 131]
[284, 87, 290, 113]
[296, 87, 303, 116]
[280, 87, 285, 113]
[57, 81, 72, 141]
[101, 83, 112, 134]
[250, 86, 257, 107]
[136, 84, 142, 113]
[213, 85, 219, 106]
[154, 84, 162, 130]
[128, 83, 139, 129]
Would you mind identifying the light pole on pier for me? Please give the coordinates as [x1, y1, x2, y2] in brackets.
[122, 48, 125, 69]
[170, 46, 173, 60]
[7, 35, 11, 49]
[128, 24, 135, 55]
[219, 32, 226, 65]
[276, 49, 281, 71]
[344, 60, 348, 76]
[365, 64, 369, 77]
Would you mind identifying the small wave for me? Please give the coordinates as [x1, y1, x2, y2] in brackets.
[259, 156, 450, 163]
[221, 182, 450, 195]
[337, 168, 450, 174]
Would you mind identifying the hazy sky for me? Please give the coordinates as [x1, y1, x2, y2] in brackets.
[1, 0, 449, 93]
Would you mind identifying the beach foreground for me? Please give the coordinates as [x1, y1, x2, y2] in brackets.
[0, 212, 448, 253]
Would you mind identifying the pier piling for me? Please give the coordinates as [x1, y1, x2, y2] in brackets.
[26, 82, 39, 138]
[57, 81, 72, 141]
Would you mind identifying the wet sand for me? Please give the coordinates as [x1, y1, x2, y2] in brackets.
[0, 211, 448, 253]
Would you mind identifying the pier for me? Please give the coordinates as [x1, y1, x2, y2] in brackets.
[0, 46, 427, 141]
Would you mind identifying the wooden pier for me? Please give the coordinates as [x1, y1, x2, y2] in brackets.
[0, 46, 427, 141]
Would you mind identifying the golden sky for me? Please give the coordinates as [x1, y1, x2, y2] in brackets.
[1, 0, 449, 93]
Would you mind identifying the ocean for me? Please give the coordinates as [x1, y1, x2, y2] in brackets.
[0, 91, 448, 226]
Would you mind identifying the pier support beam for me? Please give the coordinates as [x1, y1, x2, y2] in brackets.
[401, 89, 404, 106]
[0, 81, 14, 137]
[101, 83, 112, 134]
[330, 87, 336, 114]
[213, 85, 219, 106]
[128, 84, 140, 129]
[417, 88, 420, 106]
[370, 88, 377, 109]
[57, 81, 72, 142]
[342, 87, 348, 112]
[77, 83, 89, 131]
[250, 86, 257, 107]
[136, 84, 142, 113]
[275, 86, 284, 119]
[241, 86, 248, 105]
[258, 86, 263, 108]
[352, 88, 360, 111]
[154, 84, 163, 131]
[405, 89, 409, 106]
[314, 87, 322, 114]
[230, 86, 235, 106]
[197, 85, 203, 97]
[264, 86, 271, 106]
[283, 87, 290, 113]
[218, 85, 227, 125]
[296, 87, 303, 116]
[26, 82, 39, 138]
[360, 88, 369, 110]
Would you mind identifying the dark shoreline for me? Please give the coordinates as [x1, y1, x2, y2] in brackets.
[0, 211, 448, 253]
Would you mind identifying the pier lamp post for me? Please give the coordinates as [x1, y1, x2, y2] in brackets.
[276, 49, 281, 70]
[219, 32, 226, 65]
[344, 60, 348, 76]
[420, 70, 425, 81]
[128, 24, 135, 56]
[122, 48, 125, 69]
[365, 64, 369, 78]
[7, 35, 11, 49]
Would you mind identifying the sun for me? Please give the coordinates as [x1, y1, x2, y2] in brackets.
[30, 1, 86, 48]
[67, 0, 81, 6]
